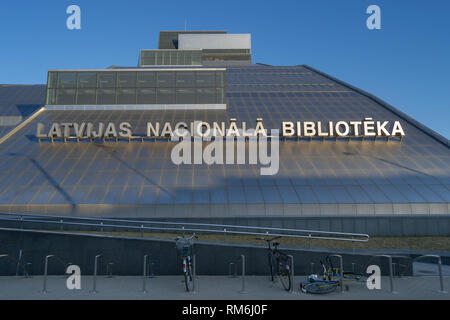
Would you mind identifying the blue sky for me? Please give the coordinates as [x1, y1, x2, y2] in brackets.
[0, 0, 448, 138]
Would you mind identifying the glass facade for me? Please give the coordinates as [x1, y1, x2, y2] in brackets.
[202, 49, 251, 61]
[46, 70, 226, 105]
[140, 50, 202, 66]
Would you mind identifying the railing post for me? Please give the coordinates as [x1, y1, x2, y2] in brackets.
[308, 234, 311, 248]
[91, 254, 101, 293]
[141, 224, 144, 237]
[239, 254, 247, 294]
[224, 228, 227, 242]
[60, 219, 63, 231]
[143, 254, 148, 293]
[287, 255, 295, 294]
[100, 221, 103, 232]
[41, 254, 54, 293]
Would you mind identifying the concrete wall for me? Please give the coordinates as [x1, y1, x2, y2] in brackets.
[0, 228, 414, 277]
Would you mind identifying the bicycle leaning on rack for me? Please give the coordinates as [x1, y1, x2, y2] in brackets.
[175, 233, 198, 292]
[257, 236, 292, 291]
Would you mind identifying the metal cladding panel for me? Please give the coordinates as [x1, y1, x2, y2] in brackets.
[0, 85, 46, 138]
[178, 34, 251, 50]
[0, 65, 448, 215]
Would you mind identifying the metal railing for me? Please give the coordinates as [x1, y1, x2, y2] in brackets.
[0, 212, 370, 245]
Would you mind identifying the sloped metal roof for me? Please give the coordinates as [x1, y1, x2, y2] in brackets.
[0, 66, 448, 218]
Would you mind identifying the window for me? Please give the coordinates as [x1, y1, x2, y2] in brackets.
[137, 72, 156, 87]
[78, 72, 97, 88]
[46, 70, 226, 105]
[157, 72, 175, 87]
[77, 88, 96, 104]
[97, 88, 116, 104]
[58, 72, 77, 88]
[98, 72, 116, 88]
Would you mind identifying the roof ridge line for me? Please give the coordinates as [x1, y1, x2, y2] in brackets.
[301, 64, 449, 148]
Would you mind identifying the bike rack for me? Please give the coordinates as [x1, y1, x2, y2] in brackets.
[413, 254, 447, 293]
[142, 254, 148, 293]
[329, 254, 344, 293]
[107, 262, 114, 278]
[91, 254, 102, 293]
[191, 254, 197, 293]
[238, 254, 247, 294]
[229, 262, 238, 278]
[41, 254, 55, 293]
[374, 255, 396, 294]
[287, 255, 295, 294]
[310, 262, 315, 274]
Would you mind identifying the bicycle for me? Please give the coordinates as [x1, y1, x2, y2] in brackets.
[257, 236, 292, 291]
[300, 256, 362, 294]
[175, 233, 198, 292]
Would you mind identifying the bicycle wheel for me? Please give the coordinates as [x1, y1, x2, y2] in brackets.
[278, 261, 291, 291]
[343, 272, 362, 282]
[184, 264, 193, 292]
[300, 281, 338, 294]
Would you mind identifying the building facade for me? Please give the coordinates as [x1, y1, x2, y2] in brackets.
[0, 30, 449, 236]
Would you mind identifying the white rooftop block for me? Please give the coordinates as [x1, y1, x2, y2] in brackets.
[178, 33, 251, 50]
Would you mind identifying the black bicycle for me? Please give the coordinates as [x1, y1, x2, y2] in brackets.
[257, 236, 292, 291]
[175, 233, 198, 292]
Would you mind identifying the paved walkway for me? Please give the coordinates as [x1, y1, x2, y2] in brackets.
[0, 275, 449, 300]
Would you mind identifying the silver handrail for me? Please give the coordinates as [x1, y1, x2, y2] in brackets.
[413, 254, 447, 293]
[0, 212, 370, 244]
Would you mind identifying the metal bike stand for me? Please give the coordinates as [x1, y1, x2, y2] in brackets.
[191, 254, 197, 293]
[142, 254, 148, 293]
[329, 254, 344, 293]
[238, 254, 247, 294]
[229, 262, 238, 278]
[107, 262, 114, 278]
[413, 254, 447, 294]
[148, 262, 156, 278]
[375, 254, 396, 294]
[25, 262, 32, 278]
[91, 254, 101, 294]
[41, 254, 54, 293]
[287, 255, 296, 294]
